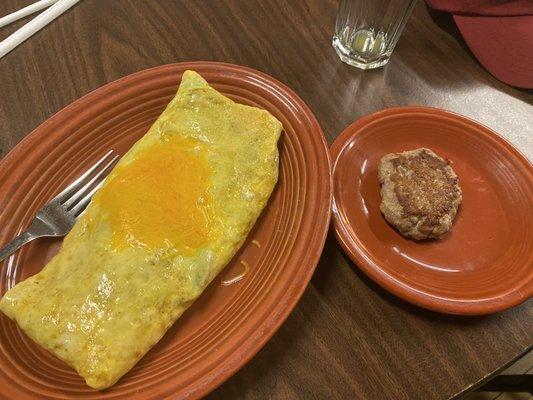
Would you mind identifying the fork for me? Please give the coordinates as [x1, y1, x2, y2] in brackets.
[0, 151, 118, 262]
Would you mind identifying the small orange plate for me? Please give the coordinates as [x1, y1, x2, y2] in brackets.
[331, 106, 533, 315]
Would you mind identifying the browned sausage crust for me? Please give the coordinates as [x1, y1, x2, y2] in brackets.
[378, 148, 462, 240]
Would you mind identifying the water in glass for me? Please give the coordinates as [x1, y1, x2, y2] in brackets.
[333, 0, 416, 69]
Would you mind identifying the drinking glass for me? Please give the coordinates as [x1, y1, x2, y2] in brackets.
[332, 0, 416, 69]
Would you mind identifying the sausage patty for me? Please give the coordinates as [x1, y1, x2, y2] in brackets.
[378, 148, 462, 240]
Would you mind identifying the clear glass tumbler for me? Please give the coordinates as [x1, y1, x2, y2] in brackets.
[333, 0, 416, 69]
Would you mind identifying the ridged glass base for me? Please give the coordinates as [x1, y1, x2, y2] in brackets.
[332, 35, 390, 70]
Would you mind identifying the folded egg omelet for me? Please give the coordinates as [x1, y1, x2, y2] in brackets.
[0, 71, 282, 389]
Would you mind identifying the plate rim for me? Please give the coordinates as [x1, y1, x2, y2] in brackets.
[330, 105, 533, 316]
[0, 62, 333, 398]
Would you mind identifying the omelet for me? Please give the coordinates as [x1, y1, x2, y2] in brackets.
[0, 71, 282, 389]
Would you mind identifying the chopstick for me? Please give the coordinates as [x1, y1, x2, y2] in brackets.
[0, 0, 59, 28]
[0, 0, 80, 59]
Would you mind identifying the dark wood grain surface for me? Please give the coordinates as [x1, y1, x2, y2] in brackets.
[0, 1, 532, 399]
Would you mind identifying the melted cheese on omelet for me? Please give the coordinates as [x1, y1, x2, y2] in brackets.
[0, 71, 282, 389]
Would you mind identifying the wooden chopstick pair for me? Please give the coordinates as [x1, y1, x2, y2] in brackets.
[0, 0, 80, 59]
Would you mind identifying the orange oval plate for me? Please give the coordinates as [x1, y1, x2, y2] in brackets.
[331, 106, 532, 315]
[0, 63, 332, 399]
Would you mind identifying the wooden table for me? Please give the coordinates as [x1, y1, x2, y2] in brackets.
[1, 1, 531, 399]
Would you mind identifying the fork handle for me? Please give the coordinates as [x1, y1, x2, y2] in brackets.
[0, 231, 37, 262]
